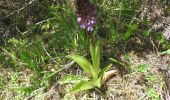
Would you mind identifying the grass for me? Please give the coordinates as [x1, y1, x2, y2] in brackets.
[0, 0, 170, 99]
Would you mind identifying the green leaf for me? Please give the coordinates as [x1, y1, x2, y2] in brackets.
[90, 43, 95, 66]
[147, 88, 159, 99]
[67, 54, 95, 78]
[160, 49, 170, 55]
[129, 24, 138, 30]
[93, 78, 101, 88]
[70, 80, 95, 93]
[136, 64, 149, 73]
[98, 64, 112, 79]
[90, 41, 100, 75]
[124, 24, 138, 41]
[58, 75, 89, 84]
[124, 31, 131, 41]
[143, 30, 150, 36]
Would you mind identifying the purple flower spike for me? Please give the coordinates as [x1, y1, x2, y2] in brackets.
[76, 0, 97, 32]
[91, 20, 95, 24]
[77, 17, 81, 22]
[80, 24, 86, 29]
[87, 26, 93, 32]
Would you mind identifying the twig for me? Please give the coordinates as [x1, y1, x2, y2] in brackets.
[41, 42, 57, 64]
[44, 60, 75, 80]
[0, 0, 36, 21]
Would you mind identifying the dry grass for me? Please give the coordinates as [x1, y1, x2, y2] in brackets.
[36, 50, 169, 100]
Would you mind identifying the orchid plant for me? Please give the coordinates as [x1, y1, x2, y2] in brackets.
[57, 0, 111, 94]
[58, 41, 112, 93]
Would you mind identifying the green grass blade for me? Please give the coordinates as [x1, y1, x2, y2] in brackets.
[98, 64, 112, 78]
[109, 58, 126, 67]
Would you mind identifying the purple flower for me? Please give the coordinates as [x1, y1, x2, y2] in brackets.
[76, 0, 97, 32]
